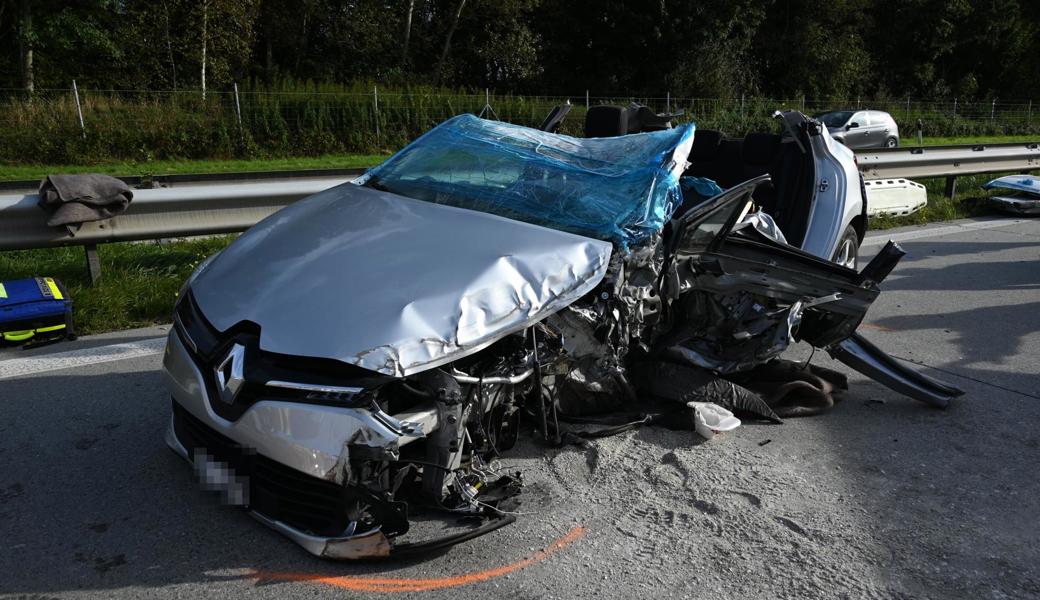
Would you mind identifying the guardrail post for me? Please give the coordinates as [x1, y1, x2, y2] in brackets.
[84, 244, 102, 284]
[944, 176, 957, 201]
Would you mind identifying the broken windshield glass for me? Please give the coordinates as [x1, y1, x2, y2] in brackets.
[355, 114, 695, 248]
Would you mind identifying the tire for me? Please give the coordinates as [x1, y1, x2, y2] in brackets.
[884, 137, 898, 148]
[831, 224, 859, 270]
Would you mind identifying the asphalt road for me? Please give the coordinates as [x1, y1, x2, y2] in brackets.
[1, 216, 1038, 599]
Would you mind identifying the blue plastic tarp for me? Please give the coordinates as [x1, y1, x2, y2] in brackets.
[356, 114, 695, 247]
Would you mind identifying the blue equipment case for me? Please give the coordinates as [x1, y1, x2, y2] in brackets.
[0, 277, 76, 346]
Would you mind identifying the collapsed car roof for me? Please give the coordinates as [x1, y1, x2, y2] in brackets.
[356, 113, 695, 248]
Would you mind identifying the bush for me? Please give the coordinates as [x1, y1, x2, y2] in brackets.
[2, 83, 1037, 165]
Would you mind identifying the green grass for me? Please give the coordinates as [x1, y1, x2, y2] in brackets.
[902, 134, 1037, 147]
[0, 154, 388, 182]
[0, 237, 236, 334]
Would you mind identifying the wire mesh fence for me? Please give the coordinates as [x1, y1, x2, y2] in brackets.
[1, 85, 1036, 165]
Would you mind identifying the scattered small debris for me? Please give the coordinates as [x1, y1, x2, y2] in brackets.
[758, 439, 773, 447]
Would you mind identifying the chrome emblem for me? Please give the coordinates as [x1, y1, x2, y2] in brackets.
[214, 343, 246, 405]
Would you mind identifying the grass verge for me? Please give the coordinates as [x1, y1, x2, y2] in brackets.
[0, 154, 388, 182]
[0, 237, 235, 335]
[904, 135, 1038, 147]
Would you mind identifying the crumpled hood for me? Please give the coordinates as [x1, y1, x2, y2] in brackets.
[191, 183, 613, 377]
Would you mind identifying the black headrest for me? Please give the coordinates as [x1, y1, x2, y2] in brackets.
[742, 133, 782, 166]
[584, 105, 628, 138]
[689, 129, 724, 161]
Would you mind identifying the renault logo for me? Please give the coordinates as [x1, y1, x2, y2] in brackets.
[214, 343, 246, 405]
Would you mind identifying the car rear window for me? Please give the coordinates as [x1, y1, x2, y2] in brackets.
[818, 111, 853, 127]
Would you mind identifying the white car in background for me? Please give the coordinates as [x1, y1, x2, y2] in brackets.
[817, 109, 900, 149]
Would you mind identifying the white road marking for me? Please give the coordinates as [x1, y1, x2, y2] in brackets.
[862, 218, 1028, 247]
[0, 337, 166, 380]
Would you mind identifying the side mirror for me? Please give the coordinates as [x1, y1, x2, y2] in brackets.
[847, 122, 860, 129]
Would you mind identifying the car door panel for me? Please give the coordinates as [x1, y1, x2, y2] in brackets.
[665, 178, 963, 406]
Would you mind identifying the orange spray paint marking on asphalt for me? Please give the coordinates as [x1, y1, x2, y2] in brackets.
[859, 323, 897, 333]
[259, 525, 586, 593]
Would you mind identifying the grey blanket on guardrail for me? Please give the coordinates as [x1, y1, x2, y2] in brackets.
[37, 174, 133, 235]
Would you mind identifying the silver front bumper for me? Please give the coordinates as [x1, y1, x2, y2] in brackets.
[161, 329, 429, 558]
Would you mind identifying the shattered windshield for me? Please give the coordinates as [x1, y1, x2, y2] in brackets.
[356, 114, 695, 248]
[817, 111, 853, 127]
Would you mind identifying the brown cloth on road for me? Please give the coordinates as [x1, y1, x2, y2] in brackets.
[37, 174, 133, 235]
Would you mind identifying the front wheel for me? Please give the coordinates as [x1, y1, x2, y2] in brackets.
[832, 225, 859, 270]
[884, 137, 898, 148]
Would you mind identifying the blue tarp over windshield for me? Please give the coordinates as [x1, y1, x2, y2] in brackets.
[355, 114, 695, 248]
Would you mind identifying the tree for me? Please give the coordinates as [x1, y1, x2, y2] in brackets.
[17, 0, 31, 93]
[434, 0, 466, 83]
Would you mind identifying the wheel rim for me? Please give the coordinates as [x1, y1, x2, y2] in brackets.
[835, 238, 857, 269]
[886, 138, 897, 148]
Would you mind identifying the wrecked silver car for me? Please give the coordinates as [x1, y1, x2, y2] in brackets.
[163, 112, 962, 559]
[983, 174, 1040, 215]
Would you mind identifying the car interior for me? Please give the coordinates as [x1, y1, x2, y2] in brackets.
[581, 105, 817, 248]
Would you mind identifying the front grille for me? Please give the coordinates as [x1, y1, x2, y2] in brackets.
[172, 401, 352, 536]
[173, 292, 390, 421]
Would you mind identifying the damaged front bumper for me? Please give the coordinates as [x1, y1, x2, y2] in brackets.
[164, 416, 397, 559]
[162, 328, 512, 559]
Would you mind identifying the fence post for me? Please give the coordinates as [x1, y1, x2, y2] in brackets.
[905, 95, 910, 122]
[953, 97, 957, 119]
[801, 95, 805, 112]
[373, 85, 380, 142]
[1028, 100, 1032, 124]
[856, 96, 861, 109]
[585, 89, 589, 109]
[991, 98, 996, 122]
[72, 80, 86, 140]
[233, 82, 242, 128]
[740, 93, 745, 119]
[666, 91, 670, 113]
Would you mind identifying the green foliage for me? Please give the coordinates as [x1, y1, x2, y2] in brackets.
[0, 237, 236, 334]
[2, 81, 1038, 165]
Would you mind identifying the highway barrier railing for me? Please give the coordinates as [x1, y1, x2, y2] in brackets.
[2, 142, 1038, 283]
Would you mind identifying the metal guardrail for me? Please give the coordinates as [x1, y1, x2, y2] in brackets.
[0, 178, 353, 251]
[2, 142, 1039, 283]
[855, 142, 1040, 179]
[0, 176, 353, 281]
[0, 167, 369, 193]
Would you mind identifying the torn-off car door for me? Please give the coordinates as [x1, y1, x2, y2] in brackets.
[660, 176, 963, 407]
